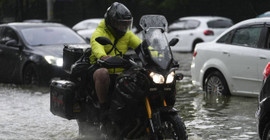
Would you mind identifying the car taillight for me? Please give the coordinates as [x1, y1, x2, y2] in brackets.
[263, 62, 270, 80]
[204, 30, 214, 36]
[193, 50, 197, 57]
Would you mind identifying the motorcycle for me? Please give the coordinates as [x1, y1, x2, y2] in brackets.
[50, 15, 187, 140]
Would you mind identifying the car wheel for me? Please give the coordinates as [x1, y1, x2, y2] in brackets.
[204, 71, 230, 96]
[23, 63, 40, 85]
[263, 122, 270, 140]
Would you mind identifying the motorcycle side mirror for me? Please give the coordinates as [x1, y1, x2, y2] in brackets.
[141, 39, 151, 56]
[169, 38, 179, 47]
[142, 39, 150, 49]
[5, 39, 18, 46]
[135, 39, 152, 66]
[175, 73, 184, 81]
[95, 37, 113, 45]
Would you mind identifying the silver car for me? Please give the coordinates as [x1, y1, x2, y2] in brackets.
[168, 16, 233, 52]
[191, 17, 270, 97]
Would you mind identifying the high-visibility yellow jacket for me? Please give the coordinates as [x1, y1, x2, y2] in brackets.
[90, 19, 141, 73]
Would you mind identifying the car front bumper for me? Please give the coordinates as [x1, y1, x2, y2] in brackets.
[38, 64, 68, 85]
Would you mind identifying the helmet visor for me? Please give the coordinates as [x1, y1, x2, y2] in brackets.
[113, 18, 133, 33]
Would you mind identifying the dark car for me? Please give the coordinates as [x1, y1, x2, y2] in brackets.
[0, 22, 90, 86]
[257, 62, 270, 140]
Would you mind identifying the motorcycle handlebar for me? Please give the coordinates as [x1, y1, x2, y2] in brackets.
[97, 56, 132, 69]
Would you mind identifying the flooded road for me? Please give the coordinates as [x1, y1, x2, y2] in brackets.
[177, 77, 258, 140]
[0, 53, 259, 140]
[174, 52, 259, 140]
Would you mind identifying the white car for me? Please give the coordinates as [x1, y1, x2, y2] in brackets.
[72, 18, 103, 40]
[72, 18, 138, 40]
[191, 17, 270, 97]
[168, 16, 233, 52]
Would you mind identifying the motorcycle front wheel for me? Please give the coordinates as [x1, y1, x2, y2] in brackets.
[160, 114, 188, 140]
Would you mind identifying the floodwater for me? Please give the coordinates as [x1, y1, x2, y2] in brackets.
[0, 53, 259, 140]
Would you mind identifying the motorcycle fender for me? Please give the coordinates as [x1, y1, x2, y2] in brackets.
[151, 107, 179, 132]
[258, 97, 270, 119]
[159, 106, 179, 115]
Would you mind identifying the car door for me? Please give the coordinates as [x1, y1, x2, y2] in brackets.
[168, 20, 200, 50]
[0, 27, 22, 82]
[217, 26, 263, 95]
[179, 20, 201, 50]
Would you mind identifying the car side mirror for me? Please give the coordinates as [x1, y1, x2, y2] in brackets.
[95, 37, 113, 45]
[169, 38, 179, 47]
[85, 37, 90, 44]
[5, 39, 18, 46]
[175, 73, 184, 81]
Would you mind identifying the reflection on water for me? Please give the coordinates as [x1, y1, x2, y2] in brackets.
[0, 76, 260, 140]
[0, 83, 78, 140]
[176, 76, 259, 140]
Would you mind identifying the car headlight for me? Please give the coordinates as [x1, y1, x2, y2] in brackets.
[44, 56, 63, 67]
[150, 72, 165, 84]
[166, 71, 175, 84]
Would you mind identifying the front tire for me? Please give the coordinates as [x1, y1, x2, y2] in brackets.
[204, 71, 230, 96]
[160, 114, 188, 140]
[23, 63, 39, 85]
[262, 122, 270, 140]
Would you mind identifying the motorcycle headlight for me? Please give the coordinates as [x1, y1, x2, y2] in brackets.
[166, 71, 175, 84]
[44, 56, 63, 67]
[150, 72, 165, 84]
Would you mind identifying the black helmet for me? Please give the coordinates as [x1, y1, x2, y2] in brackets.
[104, 2, 133, 38]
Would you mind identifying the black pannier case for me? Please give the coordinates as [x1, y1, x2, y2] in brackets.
[50, 80, 80, 120]
[63, 44, 90, 73]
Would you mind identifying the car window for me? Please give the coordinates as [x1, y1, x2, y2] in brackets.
[217, 30, 233, 44]
[168, 20, 200, 32]
[169, 21, 186, 31]
[207, 19, 233, 28]
[86, 23, 98, 29]
[185, 20, 200, 29]
[231, 27, 262, 48]
[0, 27, 19, 46]
[80, 23, 88, 29]
[21, 26, 86, 46]
[265, 28, 270, 49]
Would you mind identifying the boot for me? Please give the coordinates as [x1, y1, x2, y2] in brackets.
[99, 103, 110, 123]
[99, 103, 110, 134]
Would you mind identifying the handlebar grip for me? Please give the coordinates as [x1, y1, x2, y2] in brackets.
[97, 59, 103, 63]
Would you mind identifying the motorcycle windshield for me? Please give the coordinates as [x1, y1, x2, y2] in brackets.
[145, 28, 172, 69]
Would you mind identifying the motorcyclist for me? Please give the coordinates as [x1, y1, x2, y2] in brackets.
[89, 2, 141, 121]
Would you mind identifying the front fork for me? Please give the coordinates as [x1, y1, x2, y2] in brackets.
[145, 97, 168, 136]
